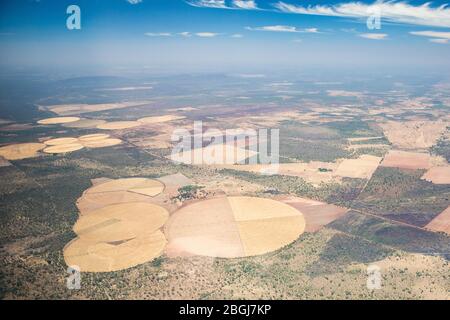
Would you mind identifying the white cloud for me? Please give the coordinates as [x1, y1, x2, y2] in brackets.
[127, 0, 142, 4]
[187, 0, 228, 9]
[303, 28, 319, 33]
[429, 38, 449, 44]
[410, 30, 450, 44]
[196, 32, 220, 37]
[410, 30, 450, 39]
[233, 0, 258, 9]
[246, 25, 319, 33]
[144, 32, 172, 37]
[359, 33, 388, 40]
[179, 32, 192, 37]
[231, 34, 244, 38]
[187, 0, 259, 10]
[274, 1, 450, 28]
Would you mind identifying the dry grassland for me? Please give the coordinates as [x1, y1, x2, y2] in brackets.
[97, 121, 142, 130]
[380, 121, 448, 149]
[137, 115, 186, 124]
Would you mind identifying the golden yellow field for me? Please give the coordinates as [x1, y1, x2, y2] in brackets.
[86, 178, 165, 197]
[43, 143, 85, 154]
[63, 119, 107, 129]
[0, 143, 45, 160]
[42, 134, 123, 154]
[44, 137, 79, 146]
[37, 117, 80, 125]
[64, 230, 167, 273]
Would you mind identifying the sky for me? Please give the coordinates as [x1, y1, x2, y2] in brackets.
[0, 0, 449, 73]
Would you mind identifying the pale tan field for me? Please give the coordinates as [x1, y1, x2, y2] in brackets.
[421, 166, 450, 184]
[426, 206, 450, 235]
[170, 144, 258, 165]
[165, 196, 305, 258]
[278, 196, 348, 232]
[43, 143, 85, 154]
[63, 119, 107, 129]
[44, 137, 79, 146]
[64, 174, 190, 272]
[46, 101, 152, 116]
[229, 196, 301, 221]
[64, 198, 170, 272]
[381, 150, 432, 170]
[74, 202, 169, 242]
[0, 143, 46, 160]
[82, 138, 122, 149]
[335, 155, 382, 179]
[86, 178, 165, 198]
[97, 121, 142, 130]
[78, 134, 111, 142]
[77, 190, 160, 214]
[43, 134, 123, 153]
[380, 121, 448, 149]
[64, 230, 167, 273]
[137, 115, 186, 124]
[37, 117, 80, 125]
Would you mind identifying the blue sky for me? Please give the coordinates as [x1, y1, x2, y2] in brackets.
[0, 0, 449, 72]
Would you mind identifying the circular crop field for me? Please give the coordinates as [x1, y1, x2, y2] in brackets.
[44, 137, 79, 146]
[0, 143, 45, 160]
[64, 230, 167, 273]
[87, 178, 165, 198]
[64, 202, 169, 272]
[43, 143, 85, 154]
[165, 196, 305, 258]
[38, 117, 80, 125]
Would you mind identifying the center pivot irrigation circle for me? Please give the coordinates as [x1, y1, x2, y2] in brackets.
[165, 196, 306, 258]
[64, 202, 169, 273]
